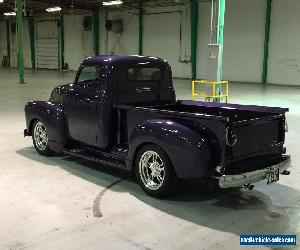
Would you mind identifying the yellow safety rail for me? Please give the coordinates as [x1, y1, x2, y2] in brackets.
[192, 80, 229, 102]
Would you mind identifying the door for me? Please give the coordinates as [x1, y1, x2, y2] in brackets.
[66, 65, 99, 146]
[36, 20, 59, 69]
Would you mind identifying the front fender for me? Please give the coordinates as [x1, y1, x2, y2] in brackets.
[128, 119, 213, 178]
[25, 101, 66, 152]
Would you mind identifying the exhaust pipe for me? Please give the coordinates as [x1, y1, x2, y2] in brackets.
[281, 170, 290, 175]
[242, 184, 254, 190]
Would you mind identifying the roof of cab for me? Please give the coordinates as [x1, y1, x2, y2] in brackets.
[82, 55, 169, 67]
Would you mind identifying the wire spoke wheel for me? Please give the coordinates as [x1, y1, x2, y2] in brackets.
[139, 150, 165, 191]
[33, 121, 48, 151]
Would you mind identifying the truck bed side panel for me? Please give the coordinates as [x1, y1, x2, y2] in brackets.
[116, 106, 229, 177]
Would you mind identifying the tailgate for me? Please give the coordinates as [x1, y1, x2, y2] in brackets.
[227, 114, 285, 161]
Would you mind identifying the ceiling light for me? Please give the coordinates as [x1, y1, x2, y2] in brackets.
[46, 7, 62, 13]
[102, 0, 123, 6]
[0, 0, 4, 3]
[4, 12, 16, 16]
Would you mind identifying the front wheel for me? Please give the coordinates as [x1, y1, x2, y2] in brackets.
[135, 144, 177, 198]
[32, 119, 54, 156]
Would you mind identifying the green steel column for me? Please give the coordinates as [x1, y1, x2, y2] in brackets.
[262, 0, 272, 84]
[213, 0, 226, 102]
[16, 0, 25, 83]
[28, 17, 35, 69]
[138, 2, 143, 55]
[93, 7, 100, 55]
[190, 0, 198, 80]
[6, 20, 10, 67]
[60, 14, 65, 69]
[217, 0, 225, 81]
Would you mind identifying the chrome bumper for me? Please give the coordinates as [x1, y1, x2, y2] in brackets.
[214, 155, 291, 188]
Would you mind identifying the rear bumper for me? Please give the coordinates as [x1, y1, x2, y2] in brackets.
[214, 155, 291, 188]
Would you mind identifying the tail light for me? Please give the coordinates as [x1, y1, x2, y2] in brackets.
[285, 119, 289, 132]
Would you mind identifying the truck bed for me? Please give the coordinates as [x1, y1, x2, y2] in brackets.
[116, 100, 288, 172]
[153, 100, 288, 122]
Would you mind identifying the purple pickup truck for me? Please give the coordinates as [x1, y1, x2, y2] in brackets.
[24, 55, 291, 197]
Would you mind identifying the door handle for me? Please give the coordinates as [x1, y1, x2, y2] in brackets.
[83, 97, 95, 103]
[136, 87, 151, 93]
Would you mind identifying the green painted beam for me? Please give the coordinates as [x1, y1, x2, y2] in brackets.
[16, 0, 25, 84]
[217, 0, 225, 82]
[190, 0, 198, 80]
[138, 2, 143, 55]
[214, 0, 226, 102]
[93, 7, 100, 55]
[6, 20, 10, 67]
[28, 16, 35, 69]
[60, 14, 65, 69]
[217, 0, 225, 46]
[262, 0, 272, 84]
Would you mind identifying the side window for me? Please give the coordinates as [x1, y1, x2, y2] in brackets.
[128, 67, 162, 81]
[77, 66, 98, 83]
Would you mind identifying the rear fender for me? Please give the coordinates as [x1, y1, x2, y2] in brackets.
[25, 101, 66, 153]
[128, 119, 214, 178]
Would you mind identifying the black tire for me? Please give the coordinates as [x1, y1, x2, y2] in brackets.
[32, 119, 54, 156]
[134, 144, 177, 198]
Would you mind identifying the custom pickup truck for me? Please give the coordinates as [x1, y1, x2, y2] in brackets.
[24, 55, 291, 197]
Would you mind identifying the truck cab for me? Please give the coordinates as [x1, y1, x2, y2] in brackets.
[50, 55, 175, 148]
[24, 55, 291, 198]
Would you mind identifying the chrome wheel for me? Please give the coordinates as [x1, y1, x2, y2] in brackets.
[139, 150, 165, 191]
[33, 122, 48, 151]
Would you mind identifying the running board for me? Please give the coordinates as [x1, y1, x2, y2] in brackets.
[63, 148, 126, 169]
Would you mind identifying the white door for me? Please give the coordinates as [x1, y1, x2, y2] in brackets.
[35, 20, 59, 69]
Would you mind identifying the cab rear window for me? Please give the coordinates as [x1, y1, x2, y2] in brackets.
[128, 67, 162, 81]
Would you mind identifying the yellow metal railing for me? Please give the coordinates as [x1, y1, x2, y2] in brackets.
[192, 80, 229, 102]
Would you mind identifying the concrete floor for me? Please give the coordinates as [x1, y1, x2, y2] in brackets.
[0, 68, 299, 250]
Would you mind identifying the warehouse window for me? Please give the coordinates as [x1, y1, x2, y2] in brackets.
[77, 66, 98, 82]
[128, 67, 162, 81]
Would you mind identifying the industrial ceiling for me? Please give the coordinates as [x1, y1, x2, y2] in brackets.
[0, 0, 193, 15]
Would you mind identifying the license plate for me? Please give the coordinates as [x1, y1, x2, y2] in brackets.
[266, 168, 279, 184]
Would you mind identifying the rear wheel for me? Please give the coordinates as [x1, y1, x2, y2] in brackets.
[135, 144, 177, 198]
[32, 119, 54, 156]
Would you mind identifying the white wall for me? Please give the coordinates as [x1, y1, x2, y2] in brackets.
[104, 1, 266, 81]
[268, 0, 300, 85]
[144, 7, 191, 78]
[9, 23, 17, 68]
[105, 5, 191, 78]
[0, 22, 7, 64]
[197, 0, 266, 82]
[0, 19, 33, 68]
[8, 20, 31, 68]
[64, 15, 93, 71]
[23, 20, 32, 68]
[222, 0, 266, 83]
[0, 1, 300, 85]
[143, 6, 191, 78]
[197, 2, 211, 80]
[106, 11, 138, 55]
